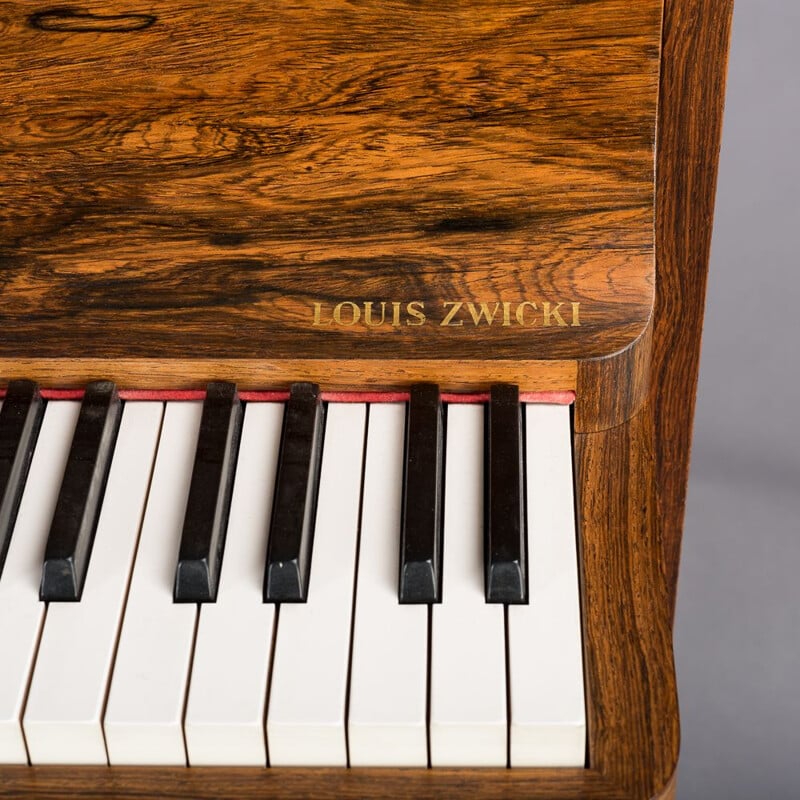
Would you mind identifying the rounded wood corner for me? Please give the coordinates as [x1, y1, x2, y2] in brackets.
[649, 765, 679, 800]
[573, 318, 653, 433]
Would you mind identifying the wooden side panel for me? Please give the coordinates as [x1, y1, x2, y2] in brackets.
[653, 0, 735, 619]
[575, 402, 679, 799]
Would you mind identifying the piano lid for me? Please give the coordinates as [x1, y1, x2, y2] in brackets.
[0, 0, 660, 386]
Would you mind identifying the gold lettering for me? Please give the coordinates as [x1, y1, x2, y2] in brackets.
[440, 301, 464, 326]
[515, 301, 538, 326]
[310, 298, 581, 329]
[333, 301, 360, 326]
[466, 302, 501, 326]
[406, 301, 426, 326]
[312, 302, 332, 326]
[363, 301, 387, 328]
[543, 302, 567, 327]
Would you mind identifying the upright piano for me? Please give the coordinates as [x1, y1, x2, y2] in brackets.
[0, 1, 733, 797]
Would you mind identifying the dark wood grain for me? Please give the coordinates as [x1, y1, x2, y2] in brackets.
[575, 402, 679, 799]
[0, 765, 613, 800]
[651, 0, 735, 620]
[575, 321, 652, 433]
[0, 0, 660, 396]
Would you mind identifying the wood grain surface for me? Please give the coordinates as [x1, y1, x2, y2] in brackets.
[0, 356, 576, 392]
[575, 322, 652, 433]
[0, 0, 660, 389]
[652, 0, 735, 619]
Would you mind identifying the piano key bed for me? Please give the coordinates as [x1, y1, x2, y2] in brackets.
[0, 381, 584, 769]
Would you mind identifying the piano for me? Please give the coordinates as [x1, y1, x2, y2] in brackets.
[0, 0, 733, 798]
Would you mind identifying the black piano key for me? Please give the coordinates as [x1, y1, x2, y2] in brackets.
[173, 381, 243, 603]
[485, 383, 528, 604]
[398, 382, 444, 604]
[0, 381, 45, 580]
[263, 382, 325, 603]
[39, 380, 122, 602]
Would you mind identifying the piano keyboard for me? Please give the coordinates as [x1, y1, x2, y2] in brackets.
[0, 381, 585, 768]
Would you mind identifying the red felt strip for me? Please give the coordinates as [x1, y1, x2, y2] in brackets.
[39, 389, 85, 400]
[1, 387, 575, 405]
[441, 392, 490, 404]
[119, 389, 207, 401]
[319, 391, 409, 403]
[519, 390, 575, 405]
[238, 391, 291, 402]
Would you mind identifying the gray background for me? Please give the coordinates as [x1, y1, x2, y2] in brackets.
[674, 1, 800, 797]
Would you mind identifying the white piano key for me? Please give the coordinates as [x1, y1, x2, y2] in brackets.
[0, 401, 79, 763]
[23, 402, 163, 764]
[347, 404, 428, 768]
[266, 403, 365, 767]
[430, 404, 507, 767]
[103, 401, 203, 765]
[508, 403, 586, 767]
[184, 402, 283, 766]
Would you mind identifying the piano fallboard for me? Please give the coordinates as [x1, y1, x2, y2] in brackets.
[1, 0, 659, 395]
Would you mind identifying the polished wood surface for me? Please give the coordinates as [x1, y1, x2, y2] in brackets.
[652, 0, 735, 619]
[1, 0, 660, 400]
[575, 323, 652, 433]
[0, 357, 577, 393]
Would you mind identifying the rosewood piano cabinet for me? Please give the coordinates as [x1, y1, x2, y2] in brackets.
[0, 0, 733, 797]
